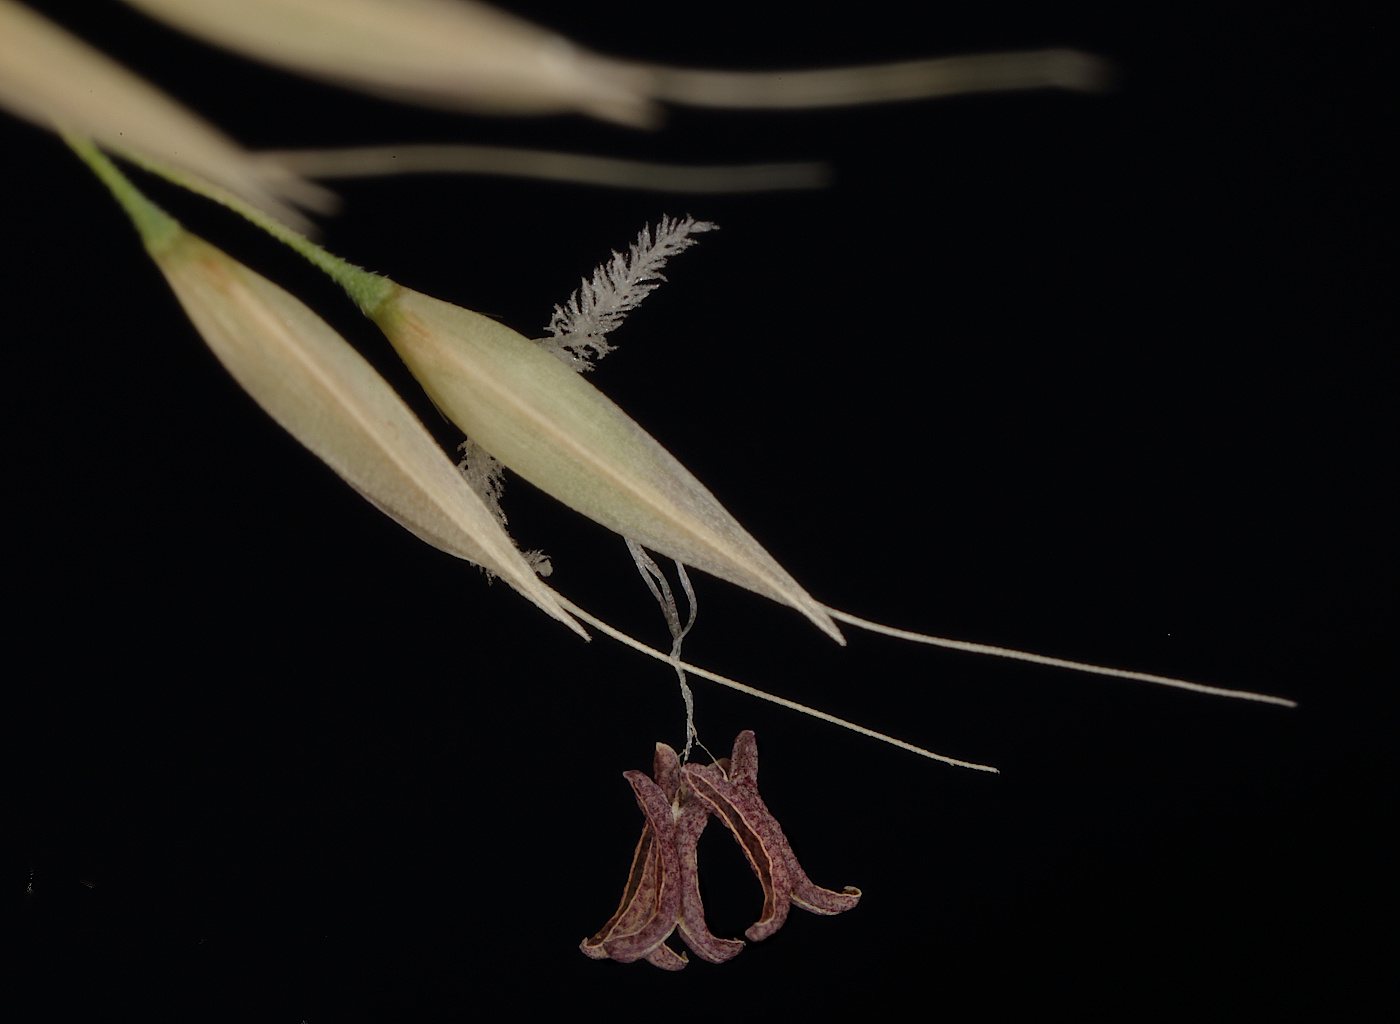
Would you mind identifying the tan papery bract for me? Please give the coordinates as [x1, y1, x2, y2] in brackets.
[0, 0, 329, 231]
[121, 0, 659, 126]
[147, 227, 585, 636]
[367, 285, 844, 642]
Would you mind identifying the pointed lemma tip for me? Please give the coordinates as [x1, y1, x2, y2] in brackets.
[804, 603, 846, 645]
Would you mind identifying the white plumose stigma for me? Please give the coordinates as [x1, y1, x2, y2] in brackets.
[0, 0, 328, 231]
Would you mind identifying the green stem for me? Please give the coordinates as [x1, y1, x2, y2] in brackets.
[66, 134, 396, 316]
[63, 133, 180, 252]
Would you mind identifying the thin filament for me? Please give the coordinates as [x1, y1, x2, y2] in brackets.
[627, 539, 703, 762]
[557, 596, 999, 773]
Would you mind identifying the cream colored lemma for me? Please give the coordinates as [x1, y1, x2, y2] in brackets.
[120, 0, 658, 126]
[62, 135, 581, 636]
[366, 285, 844, 642]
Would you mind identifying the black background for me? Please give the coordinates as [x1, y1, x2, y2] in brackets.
[6, 1, 1385, 1019]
